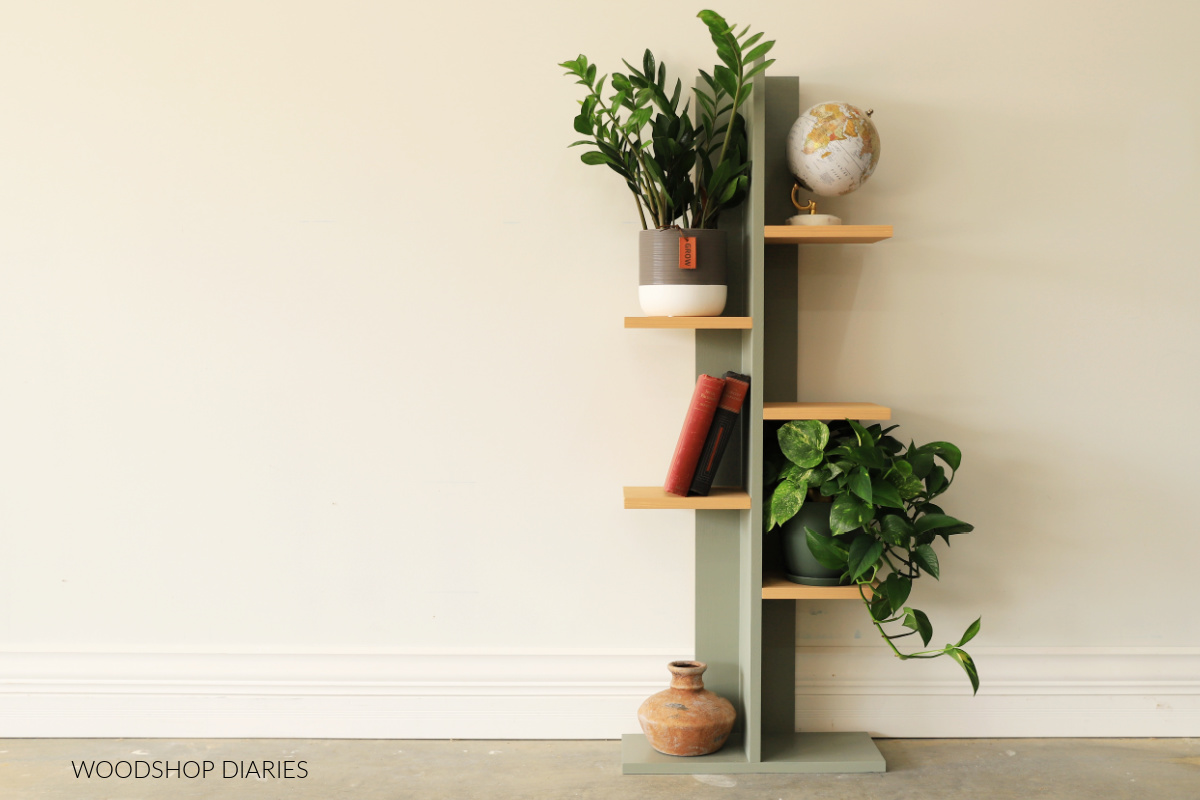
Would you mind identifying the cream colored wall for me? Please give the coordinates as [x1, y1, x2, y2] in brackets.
[0, 1, 1196, 736]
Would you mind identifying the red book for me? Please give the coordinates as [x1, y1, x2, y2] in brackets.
[664, 374, 726, 496]
[688, 372, 751, 496]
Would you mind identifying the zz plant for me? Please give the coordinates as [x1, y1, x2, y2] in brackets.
[559, 10, 775, 230]
[765, 419, 982, 693]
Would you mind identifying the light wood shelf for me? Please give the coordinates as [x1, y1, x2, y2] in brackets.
[625, 316, 753, 329]
[623, 486, 751, 510]
[762, 571, 874, 600]
[764, 225, 892, 244]
[763, 402, 891, 421]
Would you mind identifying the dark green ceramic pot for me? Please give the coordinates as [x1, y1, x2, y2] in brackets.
[780, 501, 846, 586]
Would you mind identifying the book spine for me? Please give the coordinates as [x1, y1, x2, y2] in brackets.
[687, 373, 751, 497]
[663, 374, 727, 496]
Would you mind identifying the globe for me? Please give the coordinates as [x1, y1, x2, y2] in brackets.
[786, 102, 880, 197]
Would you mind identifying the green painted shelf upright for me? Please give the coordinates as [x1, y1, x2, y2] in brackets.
[622, 75, 894, 775]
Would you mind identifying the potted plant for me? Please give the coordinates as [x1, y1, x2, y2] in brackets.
[559, 10, 775, 316]
[764, 419, 982, 693]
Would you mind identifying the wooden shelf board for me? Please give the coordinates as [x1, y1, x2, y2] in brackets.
[623, 486, 751, 510]
[763, 402, 891, 421]
[625, 316, 753, 329]
[762, 571, 874, 600]
[764, 224, 893, 244]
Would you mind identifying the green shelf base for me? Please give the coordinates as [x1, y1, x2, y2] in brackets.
[621, 732, 885, 775]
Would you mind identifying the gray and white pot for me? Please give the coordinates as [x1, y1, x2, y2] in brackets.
[638, 228, 727, 317]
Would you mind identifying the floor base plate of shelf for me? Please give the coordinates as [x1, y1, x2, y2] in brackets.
[621, 732, 884, 774]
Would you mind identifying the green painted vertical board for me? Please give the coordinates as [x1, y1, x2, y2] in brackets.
[763, 77, 800, 404]
[737, 69, 768, 764]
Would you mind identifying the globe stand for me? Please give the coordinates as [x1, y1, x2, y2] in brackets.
[786, 188, 841, 226]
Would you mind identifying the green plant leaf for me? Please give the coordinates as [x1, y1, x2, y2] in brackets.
[740, 31, 765, 51]
[947, 646, 979, 694]
[847, 537, 883, 581]
[580, 151, 612, 166]
[777, 420, 829, 468]
[848, 444, 887, 470]
[744, 40, 775, 63]
[805, 527, 848, 570]
[830, 493, 873, 534]
[742, 58, 775, 82]
[883, 572, 912, 614]
[922, 441, 962, 471]
[880, 514, 913, 545]
[713, 64, 738, 97]
[915, 514, 969, 534]
[643, 49, 655, 82]
[769, 479, 807, 528]
[926, 465, 948, 495]
[848, 419, 874, 447]
[956, 617, 982, 647]
[848, 467, 873, 504]
[573, 114, 593, 135]
[912, 544, 940, 579]
[870, 479, 904, 509]
[902, 607, 933, 647]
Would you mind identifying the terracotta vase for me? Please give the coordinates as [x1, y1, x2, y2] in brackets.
[637, 661, 736, 756]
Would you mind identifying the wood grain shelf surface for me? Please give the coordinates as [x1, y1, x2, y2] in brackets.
[624, 316, 753, 329]
[764, 225, 893, 244]
[763, 402, 892, 421]
[762, 571, 874, 600]
[623, 486, 751, 510]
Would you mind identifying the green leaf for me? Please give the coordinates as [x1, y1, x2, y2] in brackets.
[740, 31, 765, 51]
[926, 465, 948, 495]
[643, 49, 655, 82]
[912, 544, 940, 579]
[947, 647, 980, 694]
[848, 445, 887, 470]
[915, 514, 969, 534]
[580, 151, 611, 166]
[870, 479, 904, 509]
[848, 467, 872, 504]
[957, 617, 982, 647]
[573, 114, 593, 135]
[922, 442, 962, 471]
[908, 450, 934, 479]
[880, 514, 913, 546]
[805, 527, 849, 570]
[712, 64, 738, 97]
[769, 479, 807, 528]
[743, 58, 775, 82]
[883, 573, 912, 614]
[830, 493, 873, 534]
[743, 40, 775, 63]
[777, 420, 829, 468]
[848, 419, 874, 447]
[847, 537, 883, 581]
[902, 607, 933, 647]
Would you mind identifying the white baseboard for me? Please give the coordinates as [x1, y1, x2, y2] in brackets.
[794, 644, 1200, 737]
[1, 647, 1196, 738]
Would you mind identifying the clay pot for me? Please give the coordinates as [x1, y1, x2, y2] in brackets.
[637, 661, 736, 756]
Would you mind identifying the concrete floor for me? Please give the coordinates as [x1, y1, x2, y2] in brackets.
[0, 738, 1197, 799]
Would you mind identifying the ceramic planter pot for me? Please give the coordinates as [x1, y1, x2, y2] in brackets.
[781, 501, 846, 586]
[637, 661, 736, 756]
[638, 228, 727, 317]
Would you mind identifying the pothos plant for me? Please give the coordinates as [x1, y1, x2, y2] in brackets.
[558, 10, 775, 230]
[765, 419, 982, 693]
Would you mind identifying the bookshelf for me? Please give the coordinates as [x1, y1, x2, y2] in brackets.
[620, 76, 891, 775]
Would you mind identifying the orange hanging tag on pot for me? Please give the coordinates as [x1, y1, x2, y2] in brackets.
[678, 236, 697, 269]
